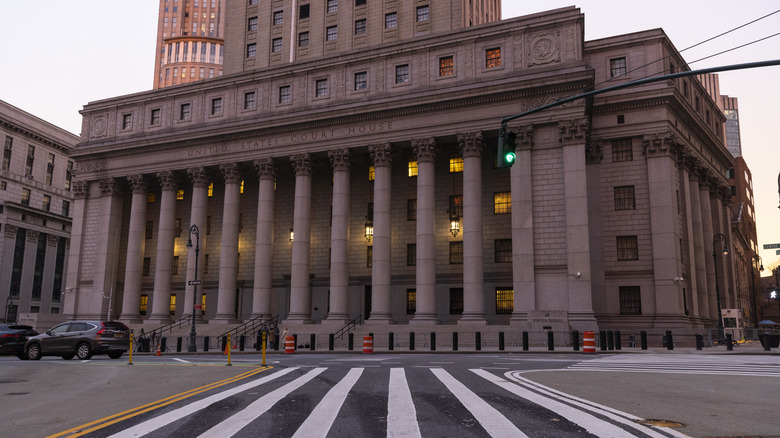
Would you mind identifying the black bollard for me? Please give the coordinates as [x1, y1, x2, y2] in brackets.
[239, 335, 245, 351]
[204, 336, 210, 352]
[221, 335, 227, 352]
[476, 332, 482, 351]
[310, 334, 316, 351]
[498, 332, 504, 351]
[430, 332, 436, 351]
[695, 333, 703, 350]
[640, 331, 648, 350]
[161, 337, 167, 352]
[293, 334, 298, 350]
[666, 330, 674, 350]
[348, 333, 353, 351]
[329, 334, 334, 351]
[176, 337, 182, 352]
[522, 331, 529, 351]
[615, 330, 622, 350]
[410, 332, 415, 351]
[453, 332, 459, 351]
[572, 330, 580, 351]
[726, 333, 733, 351]
[256, 332, 262, 351]
[599, 331, 607, 351]
[547, 331, 555, 351]
[389, 332, 394, 351]
[607, 331, 614, 350]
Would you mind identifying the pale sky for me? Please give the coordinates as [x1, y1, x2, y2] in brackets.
[1, 1, 778, 269]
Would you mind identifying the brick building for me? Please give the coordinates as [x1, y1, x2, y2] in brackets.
[65, 3, 738, 332]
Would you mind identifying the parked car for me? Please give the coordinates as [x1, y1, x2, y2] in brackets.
[25, 321, 130, 360]
[0, 324, 39, 360]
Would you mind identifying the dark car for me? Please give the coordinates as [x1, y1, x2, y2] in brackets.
[0, 324, 39, 360]
[25, 321, 130, 360]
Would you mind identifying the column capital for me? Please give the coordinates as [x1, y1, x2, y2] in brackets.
[515, 126, 534, 150]
[219, 162, 242, 184]
[457, 132, 484, 158]
[188, 167, 211, 188]
[27, 229, 40, 243]
[127, 174, 148, 194]
[328, 148, 351, 172]
[47, 234, 59, 247]
[369, 143, 392, 167]
[643, 131, 681, 158]
[558, 118, 589, 146]
[4, 224, 18, 238]
[72, 180, 89, 199]
[411, 138, 436, 163]
[290, 153, 312, 177]
[254, 158, 276, 180]
[99, 177, 122, 197]
[156, 170, 178, 191]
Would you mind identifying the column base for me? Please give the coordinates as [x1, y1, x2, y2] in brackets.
[209, 317, 240, 325]
[145, 314, 173, 324]
[119, 315, 143, 324]
[364, 318, 396, 325]
[410, 314, 440, 325]
[321, 315, 353, 326]
[457, 315, 488, 325]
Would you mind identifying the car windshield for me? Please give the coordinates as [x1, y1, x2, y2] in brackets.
[103, 322, 129, 331]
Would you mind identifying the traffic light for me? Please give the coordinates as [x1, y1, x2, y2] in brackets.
[498, 128, 517, 168]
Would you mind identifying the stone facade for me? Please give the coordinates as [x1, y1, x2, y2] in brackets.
[67, 6, 737, 331]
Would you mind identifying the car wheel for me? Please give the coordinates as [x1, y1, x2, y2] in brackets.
[108, 351, 124, 359]
[75, 342, 93, 360]
[61, 354, 75, 360]
[27, 343, 42, 361]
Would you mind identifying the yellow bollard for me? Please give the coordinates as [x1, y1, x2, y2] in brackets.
[262, 332, 266, 366]
[128, 333, 134, 366]
[226, 332, 232, 366]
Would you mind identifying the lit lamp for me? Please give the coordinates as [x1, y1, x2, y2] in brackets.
[364, 218, 373, 242]
[289, 226, 294, 243]
[712, 233, 729, 344]
[449, 211, 460, 237]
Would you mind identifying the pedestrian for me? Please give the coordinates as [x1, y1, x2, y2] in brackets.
[282, 327, 289, 344]
[268, 326, 276, 350]
[273, 325, 280, 350]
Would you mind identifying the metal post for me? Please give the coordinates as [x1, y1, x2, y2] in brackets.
[430, 332, 436, 351]
[599, 331, 607, 351]
[726, 333, 733, 351]
[410, 332, 415, 351]
[712, 233, 728, 344]
[572, 330, 579, 351]
[640, 331, 647, 350]
[389, 332, 394, 351]
[547, 331, 554, 351]
[498, 332, 504, 351]
[522, 331, 529, 351]
[615, 330, 622, 350]
[186, 225, 200, 353]
[695, 333, 703, 350]
[310, 334, 316, 351]
[476, 332, 481, 351]
[329, 333, 334, 351]
[666, 330, 674, 350]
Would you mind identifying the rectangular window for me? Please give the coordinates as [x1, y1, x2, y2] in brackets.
[439, 56, 453, 76]
[25, 145, 34, 177]
[449, 241, 463, 264]
[272, 38, 282, 53]
[611, 138, 633, 162]
[210, 97, 223, 115]
[169, 294, 176, 315]
[449, 153, 463, 172]
[614, 186, 636, 210]
[298, 32, 309, 47]
[450, 288, 463, 315]
[406, 289, 416, 315]
[244, 91, 256, 110]
[145, 221, 154, 239]
[180, 103, 191, 120]
[355, 19, 366, 35]
[416, 5, 430, 22]
[122, 114, 132, 130]
[495, 239, 512, 263]
[248, 16, 258, 31]
[496, 288, 514, 314]
[385, 12, 397, 28]
[150, 108, 161, 125]
[366, 245, 373, 268]
[139, 294, 148, 315]
[42, 194, 51, 211]
[326, 0, 338, 13]
[142, 258, 151, 276]
[354, 71, 367, 90]
[46, 153, 54, 185]
[206, 216, 212, 234]
[408, 160, 418, 177]
[21, 188, 31, 205]
[486, 47, 501, 69]
[147, 192, 156, 204]
[355, 0, 366, 5]
[2, 136, 12, 170]
[395, 64, 409, 84]
[315, 79, 328, 97]
[176, 189, 184, 201]
[619, 286, 642, 315]
[65, 160, 73, 190]
[62, 200, 70, 217]
[407, 244, 416, 266]
[273, 10, 283, 25]
[449, 195, 463, 219]
[326, 25, 338, 41]
[299, 4, 310, 19]
[494, 192, 511, 214]
[610, 57, 627, 77]
[368, 165, 375, 181]
[407, 199, 416, 221]
[279, 85, 291, 103]
[247, 43, 257, 57]
[204, 254, 209, 274]
[617, 236, 639, 261]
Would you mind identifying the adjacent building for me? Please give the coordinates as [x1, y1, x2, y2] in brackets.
[64, 3, 739, 332]
[0, 100, 79, 326]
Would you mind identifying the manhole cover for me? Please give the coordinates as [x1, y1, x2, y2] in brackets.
[634, 418, 685, 428]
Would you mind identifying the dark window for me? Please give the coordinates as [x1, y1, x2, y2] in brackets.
[354, 71, 367, 90]
[247, 43, 257, 57]
[244, 91, 256, 110]
[31, 232, 47, 300]
[326, 26, 338, 41]
[611, 138, 633, 162]
[122, 114, 132, 130]
[449, 241, 463, 264]
[610, 57, 626, 77]
[273, 10, 283, 25]
[327, 0, 338, 13]
[248, 16, 258, 31]
[614, 186, 636, 210]
[496, 288, 513, 314]
[450, 288, 463, 315]
[407, 199, 416, 221]
[142, 258, 151, 276]
[299, 4, 310, 19]
[617, 236, 639, 261]
[210, 98, 223, 115]
[619, 286, 642, 315]
[315, 79, 328, 97]
[366, 245, 372, 268]
[354, 19, 366, 35]
[279, 85, 291, 103]
[172, 256, 179, 276]
[355, 0, 366, 5]
[385, 12, 397, 28]
[298, 32, 309, 47]
[2, 135, 12, 171]
[395, 64, 409, 84]
[62, 200, 70, 217]
[494, 239, 512, 263]
[150, 108, 161, 125]
[272, 38, 282, 53]
[407, 244, 416, 266]
[146, 221, 153, 239]
[180, 103, 191, 120]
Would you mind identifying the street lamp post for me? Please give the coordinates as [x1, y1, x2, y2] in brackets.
[750, 255, 763, 331]
[186, 225, 200, 353]
[712, 233, 729, 343]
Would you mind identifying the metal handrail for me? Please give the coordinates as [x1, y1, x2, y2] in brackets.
[145, 317, 190, 341]
[217, 315, 279, 340]
[334, 315, 362, 340]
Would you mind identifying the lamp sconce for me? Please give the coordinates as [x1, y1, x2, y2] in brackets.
[364, 218, 373, 242]
[289, 226, 294, 243]
[575, 272, 581, 279]
[448, 210, 460, 237]
[673, 277, 685, 283]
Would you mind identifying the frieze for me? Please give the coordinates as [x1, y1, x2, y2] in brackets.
[77, 160, 109, 173]
[457, 132, 484, 158]
[514, 126, 534, 150]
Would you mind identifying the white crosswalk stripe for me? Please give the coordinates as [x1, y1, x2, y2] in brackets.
[567, 354, 780, 377]
[387, 368, 422, 438]
[291, 367, 364, 438]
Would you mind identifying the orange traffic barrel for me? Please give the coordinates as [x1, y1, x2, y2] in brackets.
[363, 335, 373, 353]
[285, 336, 295, 353]
[583, 331, 596, 354]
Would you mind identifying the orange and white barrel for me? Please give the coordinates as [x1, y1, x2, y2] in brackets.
[583, 331, 596, 354]
[285, 336, 295, 354]
[363, 335, 373, 353]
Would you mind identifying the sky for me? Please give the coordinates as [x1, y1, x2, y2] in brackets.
[1, 1, 778, 270]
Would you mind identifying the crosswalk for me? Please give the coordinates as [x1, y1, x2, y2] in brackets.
[566, 354, 780, 377]
[97, 366, 688, 438]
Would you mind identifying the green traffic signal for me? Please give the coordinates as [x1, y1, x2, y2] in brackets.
[503, 150, 516, 165]
[498, 129, 517, 167]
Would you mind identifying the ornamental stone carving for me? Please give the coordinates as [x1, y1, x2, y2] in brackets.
[72, 180, 89, 199]
[27, 230, 39, 243]
[457, 132, 484, 158]
[643, 132, 680, 157]
[586, 140, 603, 164]
[48, 234, 60, 247]
[219, 162, 243, 184]
[412, 138, 436, 163]
[369, 143, 392, 167]
[290, 153, 312, 177]
[99, 178, 122, 197]
[4, 224, 18, 238]
[514, 126, 534, 150]
[559, 119, 588, 146]
[528, 31, 560, 67]
[157, 170, 178, 191]
[188, 167, 210, 188]
[254, 158, 276, 181]
[127, 174, 148, 194]
[328, 149, 351, 172]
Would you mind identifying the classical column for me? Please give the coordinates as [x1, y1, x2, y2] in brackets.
[700, 172, 718, 319]
[686, 160, 709, 319]
[185, 167, 209, 321]
[511, 126, 536, 324]
[148, 171, 178, 323]
[458, 132, 487, 324]
[286, 153, 313, 323]
[369, 143, 394, 323]
[326, 149, 351, 323]
[119, 174, 148, 322]
[409, 139, 437, 324]
[213, 162, 241, 323]
[251, 158, 275, 319]
[63, 180, 89, 317]
[679, 152, 700, 318]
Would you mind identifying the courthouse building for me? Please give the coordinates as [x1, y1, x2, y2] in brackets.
[64, 2, 738, 331]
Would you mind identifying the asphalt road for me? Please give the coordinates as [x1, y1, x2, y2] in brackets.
[1, 352, 778, 437]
